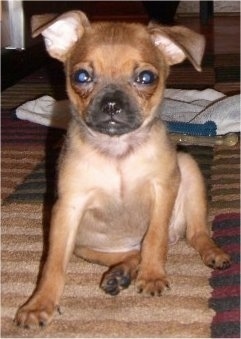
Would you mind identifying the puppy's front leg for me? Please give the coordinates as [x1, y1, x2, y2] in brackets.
[15, 198, 83, 328]
[136, 179, 178, 296]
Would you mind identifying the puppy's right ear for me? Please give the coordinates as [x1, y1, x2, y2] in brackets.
[31, 11, 90, 62]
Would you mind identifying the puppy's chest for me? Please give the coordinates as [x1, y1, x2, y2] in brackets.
[75, 159, 152, 253]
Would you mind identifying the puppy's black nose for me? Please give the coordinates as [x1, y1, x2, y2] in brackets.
[101, 100, 122, 117]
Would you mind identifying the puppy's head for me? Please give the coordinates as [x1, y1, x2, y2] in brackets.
[32, 11, 205, 138]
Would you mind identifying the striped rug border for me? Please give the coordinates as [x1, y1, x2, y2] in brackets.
[209, 213, 240, 338]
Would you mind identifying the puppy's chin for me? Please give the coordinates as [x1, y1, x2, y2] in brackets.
[85, 120, 142, 137]
[86, 127, 149, 158]
[71, 106, 151, 157]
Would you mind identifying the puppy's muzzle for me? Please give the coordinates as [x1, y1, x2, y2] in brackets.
[84, 85, 142, 136]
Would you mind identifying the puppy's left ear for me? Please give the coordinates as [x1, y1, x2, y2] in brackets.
[148, 23, 205, 71]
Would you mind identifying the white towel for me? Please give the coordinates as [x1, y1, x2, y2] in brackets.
[161, 89, 240, 134]
[15, 96, 70, 129]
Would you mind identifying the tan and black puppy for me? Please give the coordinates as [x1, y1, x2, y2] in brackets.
[15, 11, 231, 328]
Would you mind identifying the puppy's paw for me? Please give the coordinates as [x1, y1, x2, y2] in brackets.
[202, 247, 231, 270]
[136, 271, 170, 296]
[101, 266, 132, 296]
[14, 298, 57, 329]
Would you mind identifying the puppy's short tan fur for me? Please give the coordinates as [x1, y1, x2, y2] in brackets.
[15, 11, 231, 328]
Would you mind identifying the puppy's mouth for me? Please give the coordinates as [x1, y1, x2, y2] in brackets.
[83, 86, 143, 136]
[87, 116, 140, 136]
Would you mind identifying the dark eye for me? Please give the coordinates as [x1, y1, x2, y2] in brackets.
[73, 69, 92, 84]
[135, 70, 157, 85]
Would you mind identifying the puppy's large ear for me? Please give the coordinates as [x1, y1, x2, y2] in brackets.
[31, 11, 90, 62]
[148, 23, 205, 71]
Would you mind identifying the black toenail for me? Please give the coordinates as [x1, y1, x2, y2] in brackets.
[39, 320, 45, 327]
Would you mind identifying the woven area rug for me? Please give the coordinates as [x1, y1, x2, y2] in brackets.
[1, 57, 240, 338]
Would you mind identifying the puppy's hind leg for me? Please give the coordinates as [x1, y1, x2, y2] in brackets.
[177, 153, 231, 269]
[100, 251, 140, 296]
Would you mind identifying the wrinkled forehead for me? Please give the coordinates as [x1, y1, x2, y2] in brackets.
[69, 22, 163, 71]
[83, 44, 147, 71]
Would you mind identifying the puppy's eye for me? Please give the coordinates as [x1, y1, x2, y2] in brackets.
[73, 69, 92, 84]
[135, 70, 157, 85]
